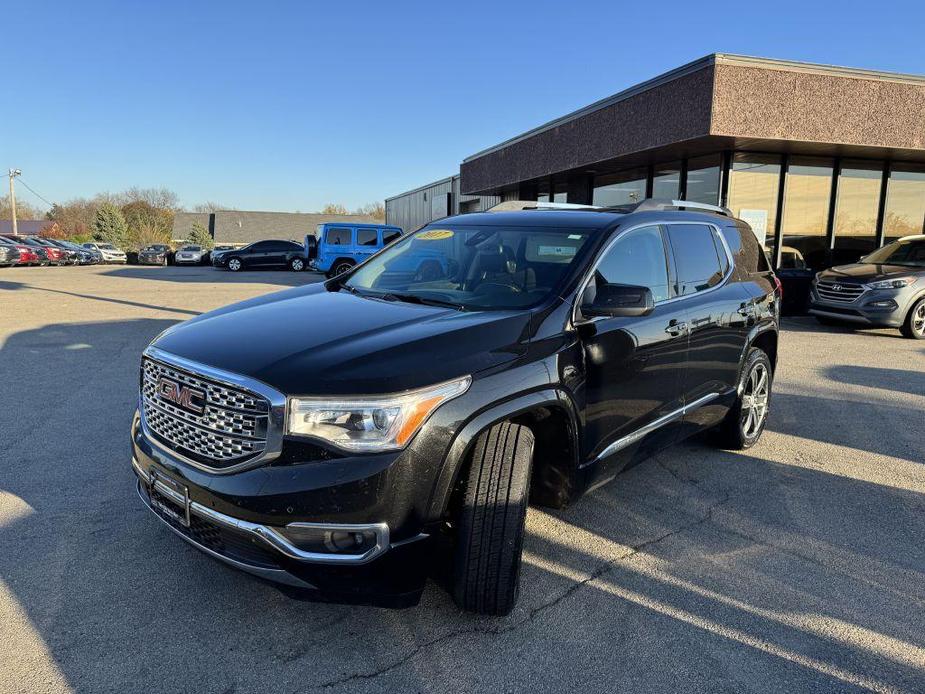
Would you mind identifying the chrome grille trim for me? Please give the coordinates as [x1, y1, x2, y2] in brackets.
[815, 280, 866, 303]
[140, 346, 286, 473]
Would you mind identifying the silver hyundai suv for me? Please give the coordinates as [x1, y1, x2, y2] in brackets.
[810, 235, 925, 339]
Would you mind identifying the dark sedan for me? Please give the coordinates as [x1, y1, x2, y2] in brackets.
[211, 239, 305, 272]
[0, 241, 21, 267]
[138, 244, 173, 266]
[810, 235, 925, 339]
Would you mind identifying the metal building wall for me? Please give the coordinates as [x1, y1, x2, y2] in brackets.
[386, 175, 499, 232]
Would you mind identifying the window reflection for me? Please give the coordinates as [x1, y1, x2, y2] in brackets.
[834, 161, 883, 263]
[592, 168, 647, 206]
[781, 157, 833, 270]
[685, 155, 722, 205]
[652, 162, 681, 199]
[883, 165, 925, 243]
[553, 180, 568, 203]
[727, 154, 781, 260]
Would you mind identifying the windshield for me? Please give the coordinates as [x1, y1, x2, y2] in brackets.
[345, 224, 593, 310]
[98, 244, 116, 250]
[862, 239, 925, 267]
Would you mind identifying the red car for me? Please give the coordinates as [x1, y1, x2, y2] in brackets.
[0, 237, 42, 265]
[0, 234, 62, 265]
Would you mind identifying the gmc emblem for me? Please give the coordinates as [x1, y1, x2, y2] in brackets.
[156, 377, 206, 414]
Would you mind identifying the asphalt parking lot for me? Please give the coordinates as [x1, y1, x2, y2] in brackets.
[1, 264, 924, 694]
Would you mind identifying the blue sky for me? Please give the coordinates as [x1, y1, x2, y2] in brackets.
[5, 0, 925, 213]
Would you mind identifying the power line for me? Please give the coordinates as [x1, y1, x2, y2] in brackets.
[16, 178, 56, 208]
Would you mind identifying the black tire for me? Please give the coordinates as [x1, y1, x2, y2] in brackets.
[330, 259, 355, 277]
[227, 257, 243, 272]
[900, 297, 925, 339]
[289, 257, 306, 272]
[715, 347, 773, 450]
[452, 421, 535, 616]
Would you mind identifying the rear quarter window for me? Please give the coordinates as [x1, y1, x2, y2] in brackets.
[326, 228, 352, 246]
[721, 222, 769, 275]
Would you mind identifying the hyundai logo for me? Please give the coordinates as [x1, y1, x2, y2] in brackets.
[831, 283, 843, 291]
[156, 377, 206, 414]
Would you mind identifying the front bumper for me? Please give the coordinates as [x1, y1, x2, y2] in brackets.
[131, 413, 432, 605]
[809, 285, 907, 327]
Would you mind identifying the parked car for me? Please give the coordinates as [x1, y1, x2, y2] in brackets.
[1, 235, 65, 265]
[211, 239, 306, 272]
[138, 244, 173, 266]
[175, 245, 206, 265]
[810, 234, 925, 339]
[131, 200, 780, 614]
[34, 237, 79, 265]
[0, 241, 21, 267]
[0, 237, 43, 266]
[50, 239, 100, 265]
[82, 242, 127, 264]
[311, 223, 403, 277]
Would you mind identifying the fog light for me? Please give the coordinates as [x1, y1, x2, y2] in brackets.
[868, 300, 897, 309]
[278, 524, 380, 555]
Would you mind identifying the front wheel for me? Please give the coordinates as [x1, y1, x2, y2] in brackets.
[452, 421, 534, 616]
[289, 257, 305, 272]
[329, 260, 355, 278]
[227, 257, 243, 272]
[715, 348, 773, 450]
[900, 297, 925, 339]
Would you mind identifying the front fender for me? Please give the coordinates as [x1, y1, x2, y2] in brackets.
[423, 383, 581, 522]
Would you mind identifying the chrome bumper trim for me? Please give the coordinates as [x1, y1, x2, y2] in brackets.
[136, 482, 316, 589]
[133, 459, 391, 565]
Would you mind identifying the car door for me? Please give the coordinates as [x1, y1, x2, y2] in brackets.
[355, 228, 379, 262]
[245, 241, 272, 266]
[323, 227, 353, 268]
[577, 224, 690, 474]
[663, 222, 751, 430]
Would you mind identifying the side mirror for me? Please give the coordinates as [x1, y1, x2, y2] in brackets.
[581, 283, 655, 318]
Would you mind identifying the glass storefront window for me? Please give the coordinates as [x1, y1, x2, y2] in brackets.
[592, 168, 647, 206]
[883, 165, 925, 243]
[652, 161, 681, 199]
[727, 153, 781, 259]
[553, 180, 568, 203]
[833, 161, 883, 263]
[685, 154, 722, 205]
[536, 179, 550, 203]
[781, 157, 833, 270]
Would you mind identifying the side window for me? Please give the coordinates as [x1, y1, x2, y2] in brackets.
[382, 229, 401, 244]
[666, 224, 726, 295]
[357, 229, 378, 246]
[326, 228, 352, 246]
[250, 241, 272, 251]
[590, 226, 670, 303]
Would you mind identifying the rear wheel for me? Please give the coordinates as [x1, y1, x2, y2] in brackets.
[452, 421, 534, 616]
[289, 257, 305, 272]
[327, 259, 355, 278]
[227, 257, 243, 272]
[715, 348, 773, 450]
[900, 297, 925, 339]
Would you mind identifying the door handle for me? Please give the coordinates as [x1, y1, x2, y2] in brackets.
[665, 321, 688, 336]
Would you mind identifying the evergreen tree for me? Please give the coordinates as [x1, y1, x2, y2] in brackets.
[93, 203, 129, 248]
[187, 221, 214, 250]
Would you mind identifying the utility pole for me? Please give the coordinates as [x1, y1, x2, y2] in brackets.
[8, 169, 21, 235]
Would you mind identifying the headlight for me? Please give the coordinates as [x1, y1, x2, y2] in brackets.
[287, 376, 471, 452]
[864, 277, 917, 290]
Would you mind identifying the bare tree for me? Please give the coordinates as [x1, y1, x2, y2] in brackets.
[354, 201, 385, 220]
[192, 201, 233, 213]
[321, 203, 348, 215]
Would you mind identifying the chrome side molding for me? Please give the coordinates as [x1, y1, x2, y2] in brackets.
[593, 392, 720, 463]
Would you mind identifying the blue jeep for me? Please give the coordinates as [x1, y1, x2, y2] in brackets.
[311, 223, 403, 277]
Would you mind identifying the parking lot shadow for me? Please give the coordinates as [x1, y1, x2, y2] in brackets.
[824, 364, 925, 397]
[103, 265, 326, 287]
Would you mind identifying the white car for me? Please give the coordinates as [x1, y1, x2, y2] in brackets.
[175, 245, 205, 265]
[82, 242, 127, 264]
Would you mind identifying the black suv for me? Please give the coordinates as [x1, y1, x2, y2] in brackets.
[131, 200, 780, 614]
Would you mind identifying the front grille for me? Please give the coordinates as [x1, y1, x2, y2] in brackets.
[816, 280, 866, 303]
[141, 357, 270, 468]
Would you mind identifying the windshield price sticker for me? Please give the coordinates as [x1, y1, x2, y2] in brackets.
[418, 229, 454, 241]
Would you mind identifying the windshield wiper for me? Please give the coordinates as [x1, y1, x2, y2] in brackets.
[377, 292, 467, 311]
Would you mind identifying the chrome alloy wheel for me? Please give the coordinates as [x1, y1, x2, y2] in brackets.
[913, 303, 925, 337]
[740, 362, 770, 438]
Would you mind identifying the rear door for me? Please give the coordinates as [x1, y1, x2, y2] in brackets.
[322, 227, 353, 268]
[577, 224, 690, 472]
[663, 222, 750, 425]
[355, 228, 380, 263]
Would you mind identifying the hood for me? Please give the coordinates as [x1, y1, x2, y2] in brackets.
[152, 284, 534, 395]
[820, 263, 918, 283]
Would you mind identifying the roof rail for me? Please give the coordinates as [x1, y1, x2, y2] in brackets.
[487, 200, 604, 212]
[625, 199, 733, 217]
